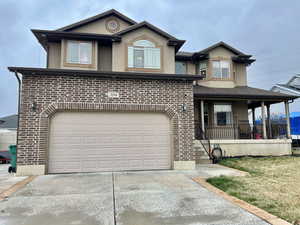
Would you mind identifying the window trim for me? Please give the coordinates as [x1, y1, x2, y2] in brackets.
[126, 35, 163, 72]
[208, 58, 232, 80]
[63, 39, 96, 69]
[213, 103, 233, 126]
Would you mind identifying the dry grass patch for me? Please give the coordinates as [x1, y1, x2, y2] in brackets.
[207, 156, 300, 224]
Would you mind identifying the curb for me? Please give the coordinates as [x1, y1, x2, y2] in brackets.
[0, 176, 37, 201]
[193, 177, 292, 225]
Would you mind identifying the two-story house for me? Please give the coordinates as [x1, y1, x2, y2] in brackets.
[8, 9, 297, 175]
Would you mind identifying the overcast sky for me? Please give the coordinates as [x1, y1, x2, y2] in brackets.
[1, 0, 300, 117]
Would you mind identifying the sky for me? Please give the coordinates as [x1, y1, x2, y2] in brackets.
[0, 0, 300, 117]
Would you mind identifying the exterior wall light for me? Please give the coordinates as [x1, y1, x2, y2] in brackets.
[31, 102, 37, 112]
[182, 104, 187, 112]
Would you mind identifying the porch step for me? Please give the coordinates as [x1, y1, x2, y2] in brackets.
[193, 139, 213, 164]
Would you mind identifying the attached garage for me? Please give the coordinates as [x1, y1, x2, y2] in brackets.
[48, 112, 172, 173]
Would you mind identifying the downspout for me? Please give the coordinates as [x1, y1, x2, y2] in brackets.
[14, 71, 21, 172]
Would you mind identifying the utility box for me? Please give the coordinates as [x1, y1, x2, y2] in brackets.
[8, 145, 16, 173]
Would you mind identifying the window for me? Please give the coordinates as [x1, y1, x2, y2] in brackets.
[67, 41, 92, 64]
[128, 39, 160, 69]
[175, 61, 187, 74]
[198, 61, 207, 76]
[212, 60, 230, 79]
[214, 104, 232, 126]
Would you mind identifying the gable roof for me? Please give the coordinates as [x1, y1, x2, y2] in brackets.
[0, 114, 18, 129]
[197, 41, 248, 56]
[175, 41, 255, 65]
[56, 9, 137, 32]
[115, 21, 185, 52]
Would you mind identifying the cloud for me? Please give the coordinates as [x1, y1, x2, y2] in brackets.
[0, 0, 299, 117]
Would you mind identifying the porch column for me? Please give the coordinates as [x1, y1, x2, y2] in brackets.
[261, 101, 267, 139]
[200, 100, 205, 133]
[266, 104, 272, 138]
[252, 107, 256, 139]
[284, 101, 291, 139]
[252, 108, 256, 125]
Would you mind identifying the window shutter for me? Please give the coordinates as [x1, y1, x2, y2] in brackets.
[152, 48, 160, 69]
[128, 46, 134, 68]
[144, 48, 152, 68]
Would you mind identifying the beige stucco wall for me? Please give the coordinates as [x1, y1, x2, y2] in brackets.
[48, 42, 61, 69]
[210, 139, 292, 157]
[199, 80, 236, 88]
[232, 101, 249, 123]
[98, 44, 112, 71]
[186, 62, 196, 74]
[0, 130, 16, 151]
[69, 16, 131, 34]
[112, 27, 175, 73]
[235, 63, 247, 86]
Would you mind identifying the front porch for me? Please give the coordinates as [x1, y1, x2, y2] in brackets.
[193, 85, 297, 158]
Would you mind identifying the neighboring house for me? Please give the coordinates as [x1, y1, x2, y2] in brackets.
[0, 114, 17, 151]
[271, 75, 300, 96]
[8, 9, 297, 176]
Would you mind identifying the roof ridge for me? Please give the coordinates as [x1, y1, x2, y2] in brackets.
[56, 9, 137, 32]
[114, 20, 179, 40]
[197, 41, 247, 56]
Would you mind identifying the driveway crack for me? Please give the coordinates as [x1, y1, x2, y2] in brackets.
[112, 172, 117, 225]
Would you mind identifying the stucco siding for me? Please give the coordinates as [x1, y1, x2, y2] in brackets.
[210, 139, 292, 157]
[48, 42, 61, 69]
[68, 16, 131, 34]
[233, 101, 249, 123]
[235, 64, 247, 86]
[98, 44, 112, 71]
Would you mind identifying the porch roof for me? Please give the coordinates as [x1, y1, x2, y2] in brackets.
[193, 85, 298, 107]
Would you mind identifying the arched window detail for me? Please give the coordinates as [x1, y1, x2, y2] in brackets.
[128, 39, 161, 69]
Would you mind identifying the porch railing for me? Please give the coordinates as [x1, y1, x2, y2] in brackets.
[195, 122, 287, 140]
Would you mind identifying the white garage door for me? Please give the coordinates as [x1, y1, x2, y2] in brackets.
[48, 112, 171, 173]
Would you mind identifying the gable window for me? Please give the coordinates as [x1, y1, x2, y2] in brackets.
[214, 103, 232, 126]
[175, 61, 187, 74]
[212, 60, 230, 79]
[128, 40, 160, 69]
[66, 40, 92, 64]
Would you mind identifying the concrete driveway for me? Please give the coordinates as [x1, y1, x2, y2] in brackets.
[0, 164, 26, 194]
[0, 170, 269, 225]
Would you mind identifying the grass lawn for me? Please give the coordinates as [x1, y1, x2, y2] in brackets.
[207, 156, 300, 224]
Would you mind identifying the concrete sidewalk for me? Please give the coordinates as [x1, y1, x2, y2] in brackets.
[0, 167, 269, 225]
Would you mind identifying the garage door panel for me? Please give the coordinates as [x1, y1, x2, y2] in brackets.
[49, 112, 171, 173]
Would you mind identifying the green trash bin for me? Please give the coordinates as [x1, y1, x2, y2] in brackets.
[9, 145, 16, 173]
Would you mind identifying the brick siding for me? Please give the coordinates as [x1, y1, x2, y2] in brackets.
[17, 74, 195, 169]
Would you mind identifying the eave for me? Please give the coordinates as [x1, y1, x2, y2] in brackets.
[8, 67, 203, 81]
[32, 29, 122, 50]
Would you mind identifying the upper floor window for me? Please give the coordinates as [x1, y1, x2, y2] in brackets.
[175, 61, 187, 74]
[128, 40, 160, 69]
[67, 40, 92, 64]
[212, 60, 230, 79]
[198, 61, 207, 77]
